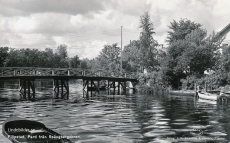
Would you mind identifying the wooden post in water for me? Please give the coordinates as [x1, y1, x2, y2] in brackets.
[53, 80, 55, 91]
[66, 80, 69, 99]
[118, 81, 120, 95]
[23, 80, 26, 99]
[54, 80, 57, 98]
[19, 78, 35, 100]
[194, 82, 197, 97]
[87, 79, 89, 98]
[19, 79, 22, 92]
[57, 80, 59, 98]
[131, 81, 137, 94]
[123, 81, 126, 95]
[28, 80, 31, 100]
[91, 80, 93, 97]
[108, 80, 110, 95]
[83, 79, 86, 98]
[61, 80, 64, 99]
[98, 80, 100, 95]
[205, 82, 207, 92]
[113, 81, 115, 95]
[31, 80, 35, 99]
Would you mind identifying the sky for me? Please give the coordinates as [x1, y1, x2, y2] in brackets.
[0, 0, 230, 59]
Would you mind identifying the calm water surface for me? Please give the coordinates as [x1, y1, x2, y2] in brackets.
[0, 80, 229, 143]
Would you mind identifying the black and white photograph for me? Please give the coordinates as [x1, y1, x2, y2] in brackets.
[0, 0, 230, 142]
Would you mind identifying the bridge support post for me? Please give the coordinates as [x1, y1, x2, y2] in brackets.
[83, 79, 100, 98]
[83, 79, 88, 98]
[121, 81, 126, 95]
[97, 80, 100, 95]
[124, 81, 127, 94]
[87, 80, 89, 98]
[19, 78, 35, 100]
[113, 81, 115, 94]
[107, 80, 110, 95]
[131, 81, 138, 94]
[118, 81, 120, 95]
[53, 78, 69, 99]
[91, 80, 93, 97]
[107, 80, 128, 95]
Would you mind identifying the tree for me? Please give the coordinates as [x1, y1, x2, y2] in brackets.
[56, 44, 68, 68]
[166, 18, 202, 44]
[164, 19, 224, 89]
[57, 44, 68, 59]
[139, 12, 158, 71]
[97, 43, 121, 71]
[80, 58, 89, 69]
[165, 19, 204, 89]
[121, 40, 140, 72]
[0, 47, 9, 67]
[70, 55, 80, 68]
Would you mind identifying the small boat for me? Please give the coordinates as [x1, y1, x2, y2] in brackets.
[2, 115, 73, 143]
[196, 91, 220, 101]
[169, 90, 195, 96]
[217, 92, 230, 101]
[197, 98, 217, 105]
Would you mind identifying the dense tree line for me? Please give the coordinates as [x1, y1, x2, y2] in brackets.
[1, 12, 229, 90]
[0, 44, 81, 68]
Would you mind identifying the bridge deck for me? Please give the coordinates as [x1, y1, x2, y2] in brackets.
[0, 75, 138, 82]
[0, 67, 138, 82]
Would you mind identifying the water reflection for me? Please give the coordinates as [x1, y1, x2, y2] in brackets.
[0, 79, 229, 142]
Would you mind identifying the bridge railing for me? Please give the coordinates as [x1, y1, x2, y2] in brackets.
[0, 67, 138, 79]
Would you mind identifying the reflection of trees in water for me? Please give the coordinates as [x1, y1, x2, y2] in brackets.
[35, 79, 53, 90]
[0, 79, 19, 89]
[160, 96, 214, 138]
[134, 94, 154, 122]
[161, 96, 229, 141]
[129, 94, 158, 142]
[0, 79, 53, 90]
[0, 81, 4, 88]
[216, 105, 230, 141]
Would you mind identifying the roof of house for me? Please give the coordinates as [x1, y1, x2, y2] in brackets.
[219, 23, 230, 37]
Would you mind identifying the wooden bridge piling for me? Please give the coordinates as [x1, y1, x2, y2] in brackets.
[83, 79, 101, 98]
[107, 80, 127, 95]
[53, 79, 69, 99]
[19, 78, 35, 100]
[117, 81, 121, 94]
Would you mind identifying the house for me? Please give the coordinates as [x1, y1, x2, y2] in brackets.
[218, 23, 230, 46]
[202, 24, 230, 75]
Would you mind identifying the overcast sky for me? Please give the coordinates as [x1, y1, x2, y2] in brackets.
[0, 0, 230, 59]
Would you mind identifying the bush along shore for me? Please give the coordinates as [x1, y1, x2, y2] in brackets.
[136, 84, 169, 96]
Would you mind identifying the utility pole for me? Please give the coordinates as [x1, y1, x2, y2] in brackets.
[68, 46, 70, 68]
[120, 26, 123, 74]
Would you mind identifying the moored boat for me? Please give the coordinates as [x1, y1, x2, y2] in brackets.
[2, 115, 73, 143]
[196, 91, 220, 101]
[217, 92, 230, 101]
[169, 90, 195, 96]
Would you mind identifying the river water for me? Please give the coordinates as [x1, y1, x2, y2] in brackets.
[0, 79, 229, 143]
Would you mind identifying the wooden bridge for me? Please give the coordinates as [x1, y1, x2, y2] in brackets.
[0, 67, 138, 100]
